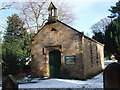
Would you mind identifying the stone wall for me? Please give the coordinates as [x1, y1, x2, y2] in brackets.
[31, 21, 104, 79]
[82, 36, 104, 79]
[32, 21, 85, 79]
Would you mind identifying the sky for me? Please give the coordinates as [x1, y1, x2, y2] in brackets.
[66, 0, 116, 37]
[0, 0, 117, 37]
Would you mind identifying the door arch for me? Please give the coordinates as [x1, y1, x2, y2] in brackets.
[49, 50, 61, 78]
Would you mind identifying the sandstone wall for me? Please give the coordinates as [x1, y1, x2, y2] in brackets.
[31, 21, 104, 79]
[31, 21, 84, 79]
[82, 36, 104, 79]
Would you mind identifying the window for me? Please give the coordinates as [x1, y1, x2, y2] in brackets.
[89, 42, 93, 66]
[96, 46, 99, 63]
[96, 46, 99, 59]
[90, 42, 93, 61]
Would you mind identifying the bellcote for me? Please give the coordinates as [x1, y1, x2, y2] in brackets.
[48, 2, 58, 23]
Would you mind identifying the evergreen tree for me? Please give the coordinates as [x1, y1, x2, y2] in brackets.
[91, 18, 110, 44]
[2, 14, 31, 76]
[105, 1, 120, 61]
[109, 1, 120, 16]
[105, 18, 120, 55]
[92, 32, 105, 44]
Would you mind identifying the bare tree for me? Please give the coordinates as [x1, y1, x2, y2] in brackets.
[91, 17, 111, 34]
[56, 1, 75, 24]
[18, 1, 48, 33]
[13, 0, 75, 33]
[91, 17, 111, 45]
[0, 2, 13, 11]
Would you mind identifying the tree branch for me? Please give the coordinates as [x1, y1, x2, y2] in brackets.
[0, 4, 12, 11]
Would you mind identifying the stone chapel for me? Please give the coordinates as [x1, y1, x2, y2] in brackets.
[31, 2, 104, 79]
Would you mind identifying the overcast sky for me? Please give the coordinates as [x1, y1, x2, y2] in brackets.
[0, 0, 117, 37]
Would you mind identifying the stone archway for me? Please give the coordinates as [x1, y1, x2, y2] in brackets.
[43, 45, 62, 78]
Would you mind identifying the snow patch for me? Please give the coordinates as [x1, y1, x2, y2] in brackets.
[19, 73, 103, 88]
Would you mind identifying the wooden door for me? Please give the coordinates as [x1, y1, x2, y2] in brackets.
[49, 50, 61, 78]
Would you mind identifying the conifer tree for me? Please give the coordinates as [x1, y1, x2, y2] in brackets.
[2, 14, 31, 76]
[105, 1, 120, 61]
[109, 1, 120, 16]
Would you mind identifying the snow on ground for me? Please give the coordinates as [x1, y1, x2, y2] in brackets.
[19, 73, 103, 88]
[104, 60, 117, 67]
[1, 61, 116, 89]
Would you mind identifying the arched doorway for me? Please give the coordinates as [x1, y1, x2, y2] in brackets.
[49, 50, 61, 78]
